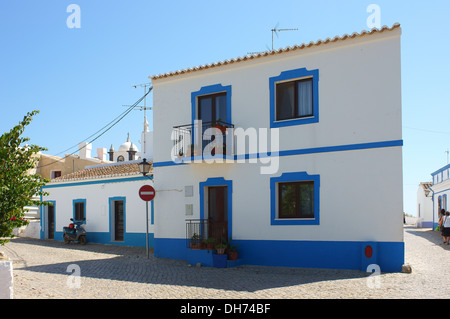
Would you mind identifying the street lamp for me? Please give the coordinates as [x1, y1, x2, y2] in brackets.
[138, 158, 151, 177]
[138, 158, 152, 258]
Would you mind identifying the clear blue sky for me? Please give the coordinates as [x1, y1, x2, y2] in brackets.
[1, 0, 449, 217]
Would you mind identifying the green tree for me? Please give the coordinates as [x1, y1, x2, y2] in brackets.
[0, 110, 49, 245]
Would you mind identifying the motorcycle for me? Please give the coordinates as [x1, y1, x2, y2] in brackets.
[63, 218, 87, 245]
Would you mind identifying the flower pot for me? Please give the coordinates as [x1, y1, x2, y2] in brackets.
[216, 247, 226, 255]
[228, 251, 238, 260]
[190, 243, 205, 250]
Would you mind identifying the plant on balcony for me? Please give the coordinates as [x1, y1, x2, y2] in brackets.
[213, 119, 227, 133]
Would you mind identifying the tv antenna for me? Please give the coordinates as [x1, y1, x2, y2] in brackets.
[122, 82, 153, 117]
[271, 23, 298, 50]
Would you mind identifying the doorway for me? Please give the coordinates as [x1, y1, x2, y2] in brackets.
[207, 186, 228, 242]
[111, 199, 124, 242]
[47, 205, 55, 240]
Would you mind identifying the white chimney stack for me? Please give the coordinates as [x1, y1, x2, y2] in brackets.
[97, 148, 107, 161]
[79, 142, 92, 159]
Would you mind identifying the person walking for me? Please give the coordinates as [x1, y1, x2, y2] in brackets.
[442, 211, 450, 245]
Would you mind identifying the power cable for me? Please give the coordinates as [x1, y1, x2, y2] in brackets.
[37, 86, 152, 170]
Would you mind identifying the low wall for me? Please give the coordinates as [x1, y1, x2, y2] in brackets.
[13, 220, 41, 239]
[0, 255, 13, 299]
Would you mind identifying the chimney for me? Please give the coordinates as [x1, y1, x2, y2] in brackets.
[79, 142, 92, 159]
[108, 145, 115, 162]
[97, 148, 107, 161]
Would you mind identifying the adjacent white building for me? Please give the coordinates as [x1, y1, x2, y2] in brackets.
[40, 119, 155, 247]
[416, 182, 433, 228]
[430, 164, 450, 229]
[150, 24, 404, 272]
[41, 161, 154, 247]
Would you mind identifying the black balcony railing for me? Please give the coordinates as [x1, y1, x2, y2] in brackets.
[186, 219, 228, 249]
[173, 121, 234, 159]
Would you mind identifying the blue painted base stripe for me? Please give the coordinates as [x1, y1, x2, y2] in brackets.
[153, 238, 404, 272]
[51, 231, 154, 248]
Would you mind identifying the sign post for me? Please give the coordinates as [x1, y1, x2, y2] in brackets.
[139, 185, 156, 258]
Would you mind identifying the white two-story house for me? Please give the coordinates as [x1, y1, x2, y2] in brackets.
[150, 24, 404, 272]
[430, 164, 450, 229]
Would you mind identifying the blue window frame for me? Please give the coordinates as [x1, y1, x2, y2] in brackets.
[73, 199, 86, 223]
[269, 67, 319, 128]
[191, 84, 232, 126]
[270, 172, 320, 225]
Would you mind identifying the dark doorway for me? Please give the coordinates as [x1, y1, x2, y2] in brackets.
[48, 205, 54, 240]
[208, 186, 228, 242]
[114, 201, 124, 241]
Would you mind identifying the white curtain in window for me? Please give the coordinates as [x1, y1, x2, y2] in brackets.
[297, 80, 312, 117]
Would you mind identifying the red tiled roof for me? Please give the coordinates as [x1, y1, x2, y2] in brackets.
[50, 162, 152, 182]
[149, 24, 401, 80]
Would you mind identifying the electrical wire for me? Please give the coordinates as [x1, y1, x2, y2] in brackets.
[36, 86, 152, 170]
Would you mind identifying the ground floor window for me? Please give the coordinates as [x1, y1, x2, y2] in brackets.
[73, 199, 86, 221]
[270, 172, 320, 225]
[278, 181, 314, 219]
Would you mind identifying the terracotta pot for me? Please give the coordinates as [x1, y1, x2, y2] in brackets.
[228, 251, 238, 260]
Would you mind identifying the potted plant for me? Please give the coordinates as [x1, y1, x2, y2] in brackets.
[190, 233, 203, 249]
[204, 237, 217, 250]
[213, 119, 227, 133]
[227, 244, 238, 260]
[215, 242, 227, 255]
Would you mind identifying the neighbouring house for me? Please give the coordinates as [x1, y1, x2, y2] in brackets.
[40, 161, 154, 247]
[150, 24, 404, 272]
[18, 146, 109, 239]
[34, 146, 108, 180]
[429, 164, 450, 229]
[416, 182, 433, 228]
[40, 120, 155, 246]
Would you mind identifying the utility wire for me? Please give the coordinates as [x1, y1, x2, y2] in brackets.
[404, 126, 450, 135]
[37, 86, 152, 170]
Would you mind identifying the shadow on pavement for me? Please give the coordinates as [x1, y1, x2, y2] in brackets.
[6, 238, 372, 293]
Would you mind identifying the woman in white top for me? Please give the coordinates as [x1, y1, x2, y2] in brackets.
[442, 211, 450, 245]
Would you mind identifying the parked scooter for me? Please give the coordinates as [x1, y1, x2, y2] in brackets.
[63, 218, 87, 245]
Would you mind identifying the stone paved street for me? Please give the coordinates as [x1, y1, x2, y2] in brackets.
[1, 226, 449, 299]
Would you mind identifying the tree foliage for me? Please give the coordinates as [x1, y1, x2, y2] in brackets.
[0, 110, 49, 245]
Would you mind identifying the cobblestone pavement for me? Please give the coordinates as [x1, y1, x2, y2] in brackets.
[1, 226, 449, 299]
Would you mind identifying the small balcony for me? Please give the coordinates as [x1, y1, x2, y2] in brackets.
[172, 120, 235, 163]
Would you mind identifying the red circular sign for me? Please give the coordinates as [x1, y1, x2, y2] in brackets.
[139, 185, 156, 202]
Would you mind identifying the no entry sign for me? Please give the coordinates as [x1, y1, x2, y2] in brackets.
[139, 185, 156, 202]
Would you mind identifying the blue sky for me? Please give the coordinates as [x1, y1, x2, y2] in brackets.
[1, 0, 449, 217]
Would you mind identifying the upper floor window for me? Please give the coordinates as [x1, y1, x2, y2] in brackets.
[276, 78, 313, 121]
[269, 68, 319, 128]
[198, 92, 227, 124]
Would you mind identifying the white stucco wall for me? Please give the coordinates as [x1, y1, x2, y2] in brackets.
[42, 177, 154, 242]
[0, 260, 13, 299]
[152, 28, 403, 245]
